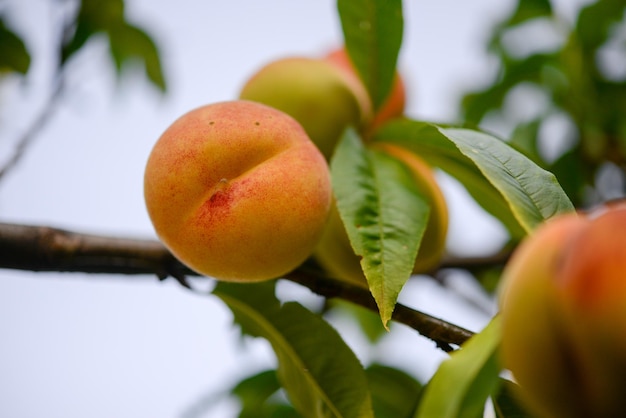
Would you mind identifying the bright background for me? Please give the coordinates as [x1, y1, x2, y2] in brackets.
[0, 0, 560, 416]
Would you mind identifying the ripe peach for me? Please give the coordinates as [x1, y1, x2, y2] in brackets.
[325, 47, 406, 131]
[314, 143, 448, 284]
[500, 202, 626, 418]
[144, 100, 332, 282]
[239, 57, 371, 160]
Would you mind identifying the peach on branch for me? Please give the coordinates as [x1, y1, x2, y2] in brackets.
[324, 47, 406, 131]
[239, 56, 371, 160]
[499, 202, 626, 418]
[144, 100, 331, 282]
[314, 142, 448, 285]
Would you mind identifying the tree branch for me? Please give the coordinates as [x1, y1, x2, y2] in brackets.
[0, 221, 476, 349]
[0, 77, 65, 183]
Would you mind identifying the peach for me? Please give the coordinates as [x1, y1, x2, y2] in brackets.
[144, 100, 331, 282]
[314, 142, 448, 285]
[499, 202, 626, 418]
[239, 56, 371, 160]
[325, 47, 406, 131]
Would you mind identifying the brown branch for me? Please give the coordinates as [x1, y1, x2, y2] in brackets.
[285, 269, 474, 349]
[438, 250, 512, 271]
[0, 221, 476, 349]
[0, 222, 187, 279]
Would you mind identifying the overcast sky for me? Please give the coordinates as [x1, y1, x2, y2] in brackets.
[0, 1, 526, 417]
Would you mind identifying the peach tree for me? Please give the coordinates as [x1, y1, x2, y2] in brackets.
[2, 0, 626, 417]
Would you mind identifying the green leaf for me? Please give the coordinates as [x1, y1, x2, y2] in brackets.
[240, 404, 300, 418]
[492, 379, 534, 418]
[62, 0, 125, 63]
[227, 368, 300, 418]
[576, 0, 626, 51]
[373, 120, 526, 238]
[331, 128, 430, 328]
[366, 364, 422, 417]
[415, 316, 502, 418]
[0, 19, 31, 74]
[231, 369, 282, 411]
[108, 22, 167, 91]
[461, 54, 559, 124]
[326, 300, 387, 343]
[337, 0, 403, 110]
[438, 127, 574, 232]
[502, 0, 552, 27]
[214, 281, 374, 418]
[61, 0, 166, 92]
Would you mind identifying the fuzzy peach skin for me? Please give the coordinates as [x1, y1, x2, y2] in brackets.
[144, 100, 331, 282]
[239, 56, 371, 161]
[314, 142, 448, 286]
[499, 202, 626, 418]
[325, 47, 406, 131]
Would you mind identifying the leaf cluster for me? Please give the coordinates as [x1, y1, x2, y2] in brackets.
[461, 0, 626, 206]
[0, 0, 166, 91]
[211, 0, 578, 417]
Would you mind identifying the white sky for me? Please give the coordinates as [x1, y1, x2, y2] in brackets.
[0, 1, 522, 417]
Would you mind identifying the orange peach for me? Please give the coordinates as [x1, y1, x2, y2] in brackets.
[325, 47, 406, 131]
[239, 57, 371, 160]
[144, 100, 331, 282]
[500, 202, 626, 418]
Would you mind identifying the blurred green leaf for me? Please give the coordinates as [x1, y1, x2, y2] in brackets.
[230, 369, 300, 418]
[108, 22, 167, 91]
[439, 127, 574, 231]
[331, 128, 430, 328]
[507, 119, 544, 165]
[240, 404, 300, 418]
[415, 316, 502, 418]
[0, 18, 31, 74]
[492, 379, 534, 418]
[61, 0, 166, 92]
[373, 119, 526, 238]
[231, 369, 282, 410]
[326, 300, 387, 343]
[549, 148, 589, 204]
[214, 281, 374, 418]
[501, 0, 552, 27]
[366, 364, 422, 417]
[62, 0, 125, 63]
[576, 0, 626, 51]
[337, 0, 403, 110]
[462, 54, 560, 124]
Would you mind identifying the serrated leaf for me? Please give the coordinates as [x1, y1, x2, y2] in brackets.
[438, 127, 574, 232]
[337, 0, 403, 110]
[415, 316, 502, 418]
[373, 120, 526, 238]
[366, 364, 422, 418]
[374, 120, 574, 235]
[214, 281, 374, 418]
[0, 20, 31, 74]
[331, 128, 429, 328]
